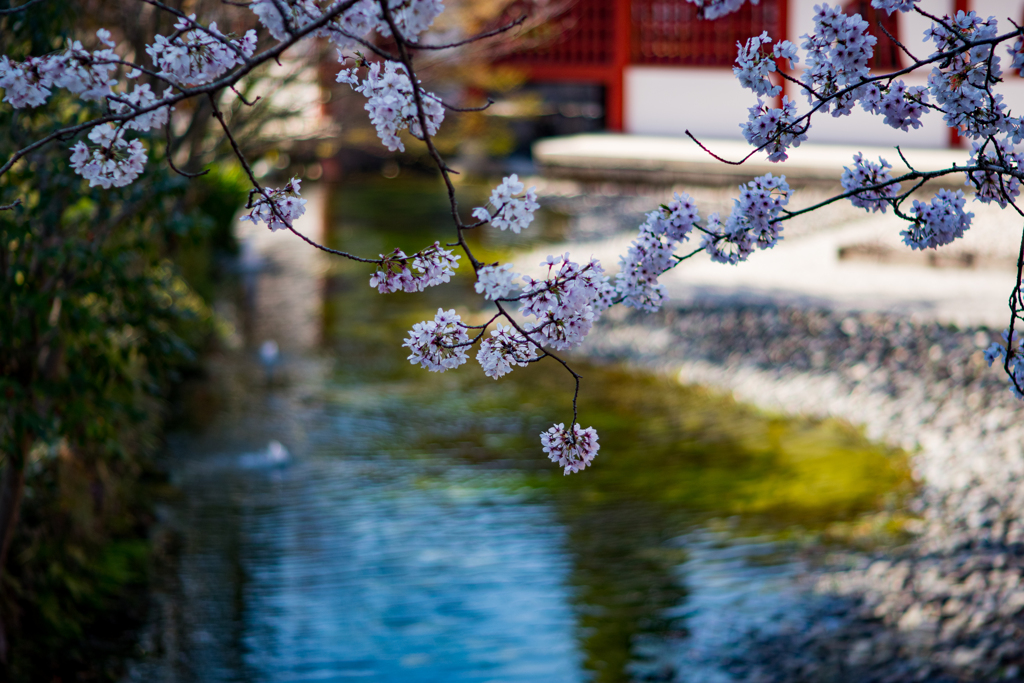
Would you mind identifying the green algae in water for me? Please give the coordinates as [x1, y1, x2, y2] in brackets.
[321, 175, 913, 533]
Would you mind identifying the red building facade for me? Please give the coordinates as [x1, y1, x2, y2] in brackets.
[500, 0, 974, 139]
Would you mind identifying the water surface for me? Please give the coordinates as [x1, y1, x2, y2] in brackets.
[128, 177, 909, 683]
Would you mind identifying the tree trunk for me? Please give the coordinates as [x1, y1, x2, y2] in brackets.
[0, 436, 29, 666]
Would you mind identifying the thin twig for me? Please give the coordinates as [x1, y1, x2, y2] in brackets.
[0, 0, 45, 14]
[208, 94, 377, 263]
[405, 15, 528, 50]
[164, 124, 209, 178]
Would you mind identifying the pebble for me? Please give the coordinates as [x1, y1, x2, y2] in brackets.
[583, 302, 1024, 681]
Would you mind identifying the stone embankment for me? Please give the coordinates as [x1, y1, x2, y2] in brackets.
[523, 160, 1024, 680]
[583, 303, 1024, 682]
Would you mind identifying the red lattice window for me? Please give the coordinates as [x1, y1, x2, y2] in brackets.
[500, 0, 616, 66]
[843, 0, 902, 71]
[630, 0, 782, 66]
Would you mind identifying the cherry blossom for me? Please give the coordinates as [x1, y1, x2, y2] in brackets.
[861, 80, 929, 131]
[114, 83, 173, 132]
[477, 324, 538, 379]
[251, 0, 442, 47]
[49, 34, 119, 102]
[871, 0, 917, 13]
[798, 3, 875, 118]
[985, 329, 1024, 399]
[702, 174, 791, 265]
[12, 0, 1024, 458]
[926, 12, 1004, 140]
[374, 0, 444, 41]
[369, 242, 460, 293]
[540, 423, 600, 475]
[900, 189, 973, 250]
[472, 174, 540, 234]
[967, 140, 1023, 208]
[741, 97, 806, 163]
[403, 308, 470, 372]
[0, 55, 55, 108]
[520, 254, 606, 350]
[239, 178, 307, 232]
[250, 0, 320, 41]
[474, 263, 520, 300]
[616, 229, 674, 312]
[685, 0, 756, 21]
[337, 59, 444, 152]
[616, 193, 701, 312]
[734, 31, 798, 99]
[841, 153, 900, 213]
[146, 15, 257, 86]
[69, 124, 147, 189]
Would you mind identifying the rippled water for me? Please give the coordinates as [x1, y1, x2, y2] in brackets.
[127, 178, 908, 683]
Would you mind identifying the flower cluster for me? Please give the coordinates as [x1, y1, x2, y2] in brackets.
[51, 33, 119, 102]
[69, 124, 147, 188]
[860, 80, 929, 131]
[900, 189, 973, 250]
[146, 15, 257, 86]
[477, 324, 538, 379]
[403, 308, 469, 372]
[251, 0, 442, 47]
[702, 174, 791, 265]
[540, 423, 600, 475]
[0, 55, 54, 108]
[741, 97, 806, 163]
[474, 263, 520, 300]
[521, 254, 607, 350]
[985, 329, 1024, 399]
[375, 0, 445, 40]
[337, 60, 444, 152]
[114, 83, 173, 132]
[841, 153, 900, 213]
[685, 0, 755, 21]
[369, 242, 460, 293]
[0, 30, 118, 109]
[925, 12, 1006, 140]
[472, 174, 540, 234]
[966, 140, 1023, 208]
[800, 4, 876, 116]
[239, 178, 307, 232]
[734, 31, 798, 99]
[616, 193, 700, 312]
[871, 0, 918, 13]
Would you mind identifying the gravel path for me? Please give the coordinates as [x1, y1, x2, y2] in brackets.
[522, 180, 1024, 681]
[584, 304, 1024, 681]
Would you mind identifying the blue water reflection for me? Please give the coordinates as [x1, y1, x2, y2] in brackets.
[168, 453, 584, 683]
[127, 179, 903, 683]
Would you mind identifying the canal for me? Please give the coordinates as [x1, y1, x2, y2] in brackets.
[126, 176, 910, 683]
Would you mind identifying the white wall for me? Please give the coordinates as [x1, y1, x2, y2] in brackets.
[624, 66, 752, 139]
[622, 0, 1024, 148]
[786, 0, 951, 147]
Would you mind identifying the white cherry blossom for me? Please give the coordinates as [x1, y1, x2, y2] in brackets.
[0, 55, 55, 108]
[474, 263, 520, 300]
[146, 15, 257, 86]
[901, 189, 973, 250]
[403, 308, 470, 372]
[842, 153, 900, 213]
[69, 124, 147, 188]
[370, 242, 460, 293]
[477, 324, 537, 379]
[473, 174, 540, 234]
[338, 59, 444, 152]
[540, 423, 600, 475]
[239, 178, 307, 232]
